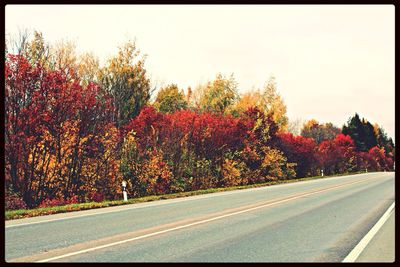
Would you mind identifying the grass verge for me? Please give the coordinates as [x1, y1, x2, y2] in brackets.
[5, 171, 366, 220]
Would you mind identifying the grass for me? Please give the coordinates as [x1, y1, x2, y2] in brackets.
[5, 171, 367, 220]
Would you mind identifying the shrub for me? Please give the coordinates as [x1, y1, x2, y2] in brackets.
[222, 158, 244, 187]
[87, 191, 105, 202]
[39, 197, 66, 208]
[5, 191, 28, 210]
[66, 195, 80, 204]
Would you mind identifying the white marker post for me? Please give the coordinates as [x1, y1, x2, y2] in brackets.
[122, 180, 128, 202]
[321, 169, 324, 177]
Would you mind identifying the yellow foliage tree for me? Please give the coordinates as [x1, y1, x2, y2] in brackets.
[197, 73, 238, 114]
[262, 77, 288, 132]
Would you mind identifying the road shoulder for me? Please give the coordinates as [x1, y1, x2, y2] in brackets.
[356, 211, 395, 262]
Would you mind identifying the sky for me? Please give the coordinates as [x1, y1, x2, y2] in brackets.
[5, 5, 395, 140]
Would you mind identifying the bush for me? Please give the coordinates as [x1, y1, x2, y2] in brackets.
[5, 191, 28, 210]
[87, 191, 105, 202]
[66, 195, 80, 204]
[39, 198, 66, 208]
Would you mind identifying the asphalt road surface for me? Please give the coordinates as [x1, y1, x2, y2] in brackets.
[5, 172, 395, 262]
[355, 210, 395, 262]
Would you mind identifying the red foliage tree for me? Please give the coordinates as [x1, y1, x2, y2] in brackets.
[277, 133, 317, 177]
[317, 134, 357, 175]
[5, 54, 118, 207]
[367, 146, 393, 171]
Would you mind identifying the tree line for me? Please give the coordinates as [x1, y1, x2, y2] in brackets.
[5, 31, 395, 209]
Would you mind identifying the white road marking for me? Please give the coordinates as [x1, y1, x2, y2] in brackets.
[35, 178, 371, 262]
[342, 202, 395, 262]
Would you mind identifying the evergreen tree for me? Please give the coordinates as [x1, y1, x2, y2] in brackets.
[342, 113, 377, 152]
[362, 119, 377, 150]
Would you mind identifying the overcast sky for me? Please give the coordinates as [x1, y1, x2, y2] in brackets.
[5, 5, 395, 140]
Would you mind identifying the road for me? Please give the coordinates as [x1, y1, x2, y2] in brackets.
[5, 172, 394, 262]
[355, 210, 395, 262]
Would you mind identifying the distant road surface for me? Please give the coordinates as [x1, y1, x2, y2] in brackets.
[5, 172, 394, 262]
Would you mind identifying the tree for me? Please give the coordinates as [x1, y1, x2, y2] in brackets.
[100, 40, 152, 127]
[277, 133, 318, 178]
[77, 52, 101, 86]
[153, 84, 188, 113]
[49, 40, 79, 81]
[5, 53, 119, 207]
[301, 119, 341, 144]
[287, 118, 304, 136]
[197, 73, 238, 114]
[24, 31, 50, 67]
[342, 113, 377, 152]
[237, 107, 296, 182]
[317, 134, 357, 175]
[373, 123, 395, 158]
[368, 146, 393, 171]
[7, 28, 30, 56]
[230, 77, 289, 132]
[262, 77, 288, 132]
[228, 89, 264, 116]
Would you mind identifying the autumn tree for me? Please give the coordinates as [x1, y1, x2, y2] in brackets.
[5, 29, 395, 209]
[197, 73, 238, 114]
[373, 123, 395, 158]
[153, 84, 188, 113]
[317, 134, 357, 175]
[100, 40, 152, 127]
[24, 31, 50, 67]
[5, 53, 120, 207]
[229, 77, 288, 132]
[228, 89, 264, 116]
[287, 118, 304, 136]
[277, 133, 318, 177]
[262, 77, 288, 132]
[49, 40, 79, 81]
[5, 54, 82, 206]
[6, 28, 30, 57]
[77, 52, 101, 86]
[367, 146, 393, 171]
[238, 107, 295, 183]
[301, 119, 341, 144]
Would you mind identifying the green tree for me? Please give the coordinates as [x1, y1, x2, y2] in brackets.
[153, 84, 188, 113]
[362, 119, 378, 151]
[342, 113, 377, 152]
[100, 40, 152, 127]
[198, 73, 238, 114]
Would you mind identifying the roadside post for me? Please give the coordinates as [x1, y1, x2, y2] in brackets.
[321, 169, 324, 177]
[122, 180, 128, 202]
